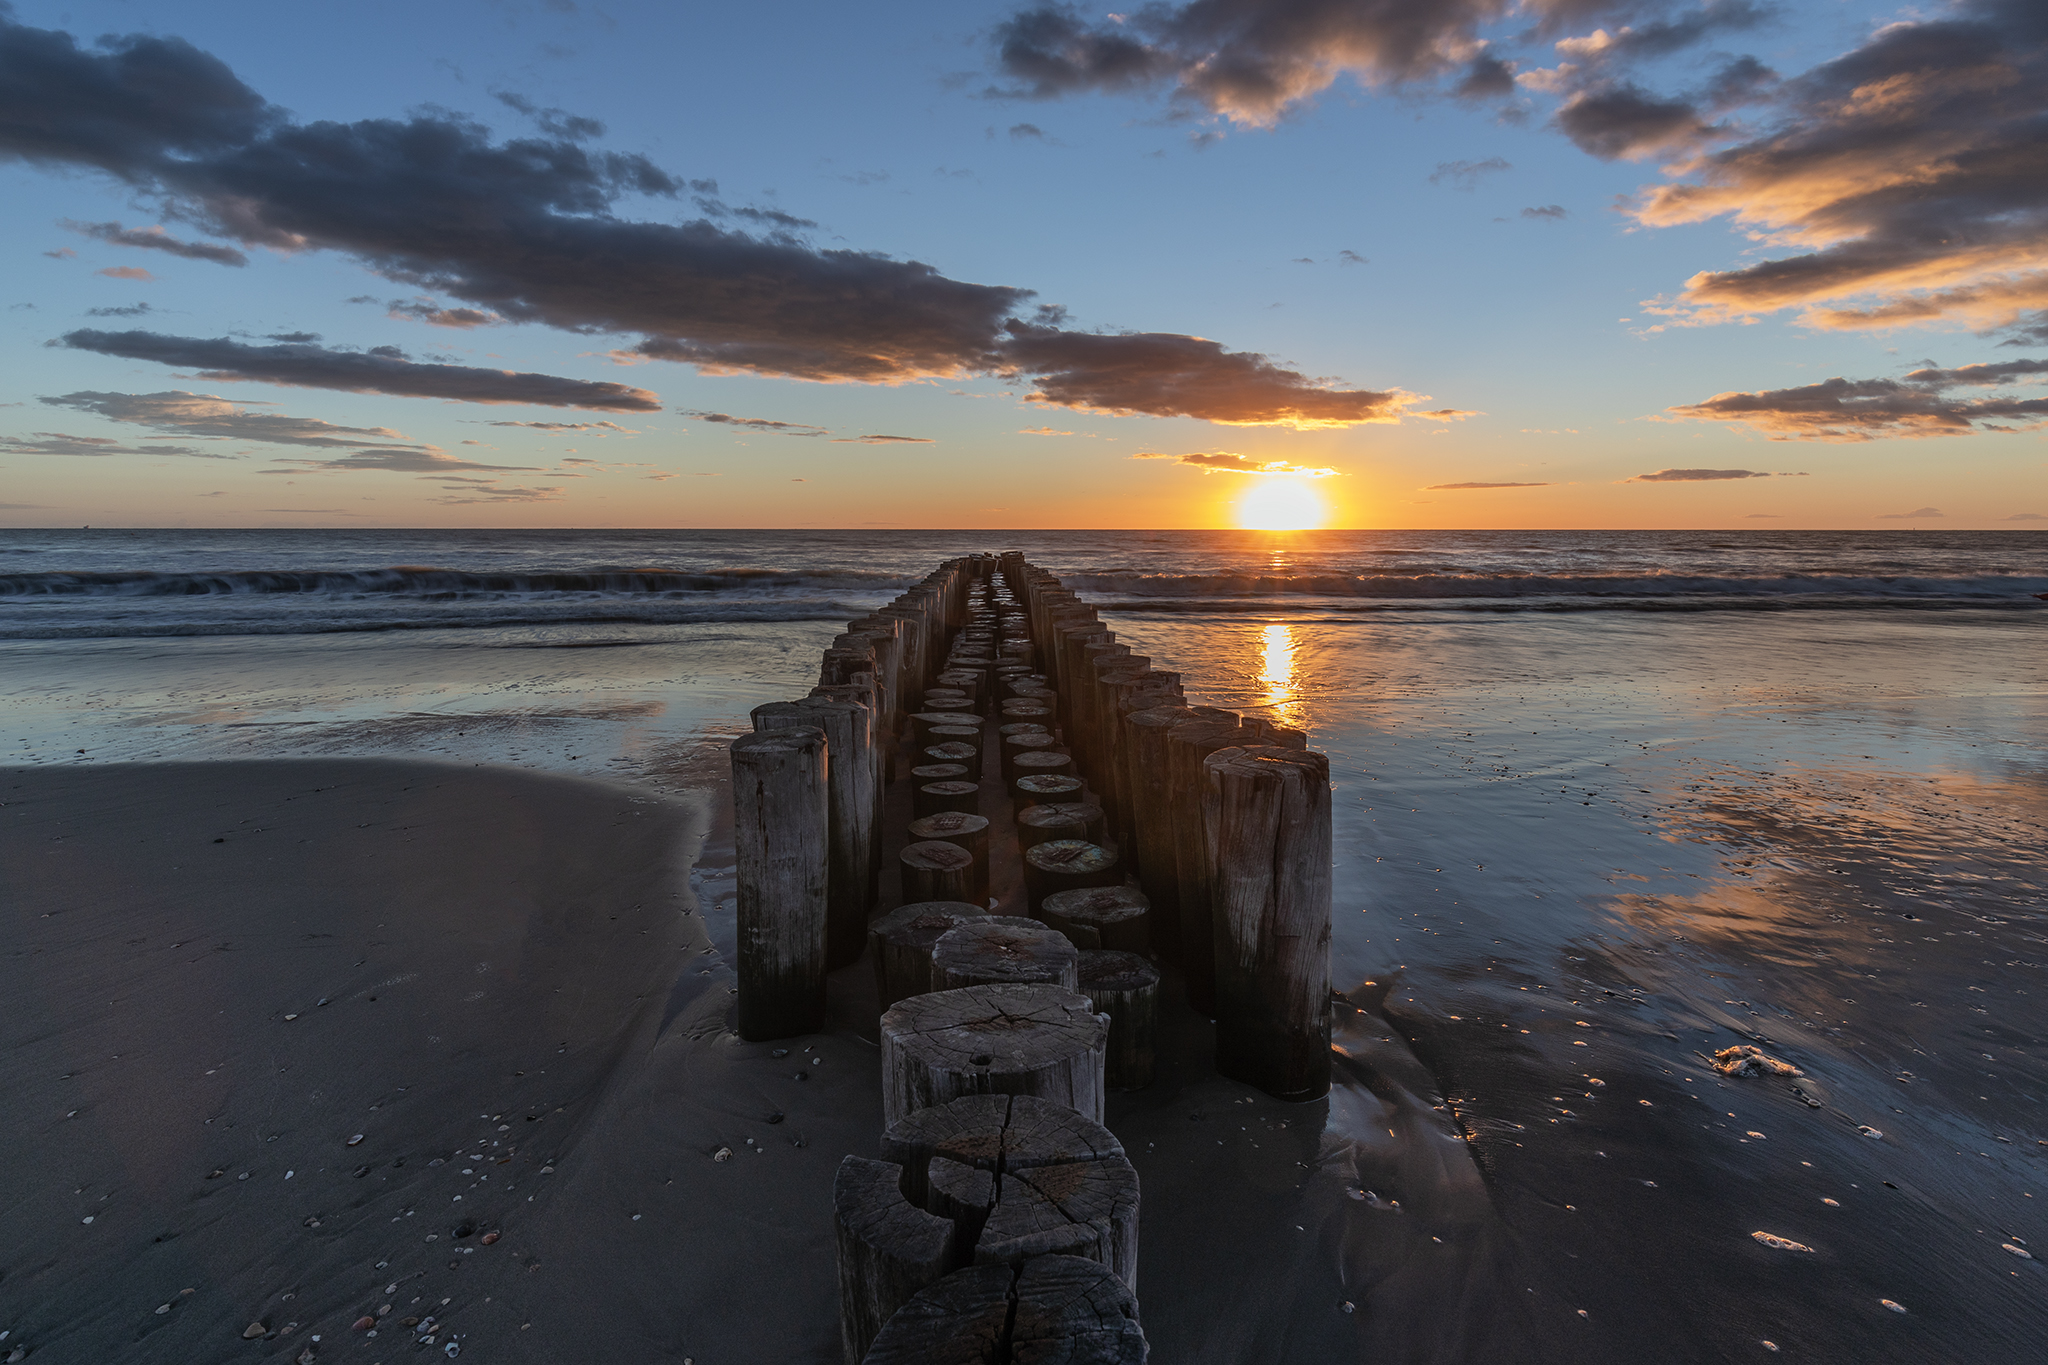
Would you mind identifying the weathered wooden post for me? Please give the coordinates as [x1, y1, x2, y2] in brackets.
[932, 919, 1080, 991]
[900, 839, 977, 905]
[879, 983, 1108, 1125]
[1164, 715, 1253, 1015]
[729, 726, 829, 1040]
[1204, 745, 1333, 1102]
[869, 901, 987, 1010]
[1077, 950, 1160, 1091]
[752, 696, 873, 969]
[861, 1257, 1146, 1364]
[833, 1156, 955, 1365]
[1022, 840, 1121, 917]
[1042, 885, 1148, 952]
[906, 810, 990, 904]
[1123, 703, 1195, 954]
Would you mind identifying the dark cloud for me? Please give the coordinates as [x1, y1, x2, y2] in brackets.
[41, 389, 434, 449]
[265, 330, 320, 343]
[1521, 204, 1568, 219]
[57, 330, 663, 411]
[0, 431, 221, 457]
[1004, 322, 1421, 428]
[1338, 249, 1367, 265]
[264, 450, 543, 474]
[1625, 467, 1789, 481]
[493, 91, 605, 142]
[83, 301, 152, 317]
[1430, 155, 1511, 187]
[1134, 451, 1339, 475]
[64, 219, 247, 265]
[0, 13, 1431, 427]
[1424, 480, 1550, 488]
[382, 297, 500, 329]
[1671, 359, 2048, 440]
[1876, 507, 1942, 519]
[1554, 82, 1714, 159]
[43, 246, 75, 258]
[685, 410, 829, 437]
[2004, 512, 2046, 521]
[484, 419, 636, 432]
[1635, 0, 2048, 332]
[1552, 1, 1776, 65]
[830, 434, 934, 444]
[1009, 123, 1047, 140]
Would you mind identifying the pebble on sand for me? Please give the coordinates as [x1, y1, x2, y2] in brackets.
[2002, 1243, 2032, 1259]
[1881, 1299, 1907, 1313]
[243, 1322, 268, 1339]
[353, 1317, 376, 1332]
[1751, 1232, 1814, 1253]
[712, 1146, 733, 1162]
[1711, 1046, 1801, 1078]
[1857, 1126, 1884, 1140]
[480, 1231, 500, 1245]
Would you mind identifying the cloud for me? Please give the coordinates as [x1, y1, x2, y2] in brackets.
[1338, 250, 1367, 265]
[43, 247, 75, 259]
[58, 330, 662, 410]
[1018, 425, 1074, 435]
[1876, 507, 1943, 519]
[1743, 512, 1780, 517]
[265, 449, 543, 474]
[1430, 156, 1511, 188]
[381, 297, 500, 329]
[831, 433, 934, 444]
[1670, 360, 2048, 441]
[1521, 204, 1568, 220]
[0, 431, 221, 457]
[430, 482, 566, 505]
[2005, 512, 2046, 521]
[484, 419, 636, 432]
[1002, 323, 1415, 428]
[1626, 467, 1790, 481]
[493, 91, 605, 142]
[84, 302, 152, 317]
[0, 502, 56, 508]
[0, 13, 1438, 427]
[40, 390, 439, 450]
[96, 265, 153, 281]
[685, 410, 829, 437]
[1423, 480, 1550, 489]
[1553, 82, 1717, 160]
[1632, 0, 2048, 334]
[64, 219, 246, 265]
[1009, 122, 1047, 140]
[1133, 450, 1339, 476]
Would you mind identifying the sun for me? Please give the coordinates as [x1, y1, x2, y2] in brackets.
[1235, 478, 1328, 531]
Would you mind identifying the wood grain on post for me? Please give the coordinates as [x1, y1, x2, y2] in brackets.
[1204, 744, 1334, 1102]
[1011, 773, 1085, 811]
[752, 697, 874, 970]
[1010, 749, 1074, 785]
[861, 1257, 1146, 1365]
[927, 728, 983, 780]
[729, 727, 829, 1040]
[1015, 801, 1106, 850]
[1001, 730, 1064, 778]
[900, 839, 976, 907]
[1042, 886, 1148, 953]
[932, 919, 1080, 991]
[909, 763, 968, 783]
[833, 1155, 955, 1365]
[1077, 950, 1161, 1092]
[906, 810, 990, 905]
[879, 983, 1107, 1126]
[881, 1093, 1125, 1207]
[1164, 716, 1252, 1015]
[1122, 704, 1195, 951]
[869, 901, 987, 1011]
[1022, 840, 1121, 918]
[913, 780, 981, 819]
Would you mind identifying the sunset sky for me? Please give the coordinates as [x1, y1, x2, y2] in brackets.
[2, 0, 2043, 529]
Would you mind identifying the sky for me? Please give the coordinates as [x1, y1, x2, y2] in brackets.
[1, 0, 2044, 529]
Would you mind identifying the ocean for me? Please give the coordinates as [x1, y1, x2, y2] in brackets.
[3, 527, 2045, 1359]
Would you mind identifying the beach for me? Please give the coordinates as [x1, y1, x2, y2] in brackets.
[3, 529, 2045, 1363]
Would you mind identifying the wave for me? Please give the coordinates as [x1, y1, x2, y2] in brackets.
[0, 598, 869, 640]
[1097, 596, 2048, 616]
[0, 565, 908, 598]
[1066, 571, 2048, 601]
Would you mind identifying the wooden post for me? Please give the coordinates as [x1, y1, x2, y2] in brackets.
[880, 1092, 1123, 1207]
[752, 697, 874, 970]
[900, 840, 976, 905]
[1010, 749, 1074, 785]
[1011, 774, 1084, 811]
[1015, 801, 1106, 850]
[833, 1155, 955, 1365]
[932, 920, 1080, 991]
[1077, 950, 1160, 1092]
[1164, 716, 1252, 1015]
[870, 901, 986, 1011]
[861, 1257, 1146, 1365]
[926, 728, 983, 780]
[1204, 745, 1333, 1102]
[729, 727, 828, 1040]
[1022, 840, 1121, 918]
[909, 763, 968, 784]
[879, 983, 1107, 1126]
[1000, 730, 1064, 778]
[913, 780, 981, 819]
[1122, 703, 1195, 954]
[906, 811, 990, 905]
[1042, 886, 1148, 952]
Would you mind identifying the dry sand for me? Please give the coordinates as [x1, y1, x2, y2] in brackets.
[4, 757, 1487, 1364]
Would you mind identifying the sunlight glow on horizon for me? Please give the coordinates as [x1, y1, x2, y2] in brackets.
[1236, 479, 1329, 531]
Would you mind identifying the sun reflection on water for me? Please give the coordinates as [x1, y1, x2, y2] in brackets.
[1258, 621, 1300, 727]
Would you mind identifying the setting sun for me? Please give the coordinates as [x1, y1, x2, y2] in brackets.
[1235, 479, 1329, 530]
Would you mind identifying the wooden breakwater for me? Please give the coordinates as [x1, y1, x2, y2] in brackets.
[730, 553, 1334, 1362]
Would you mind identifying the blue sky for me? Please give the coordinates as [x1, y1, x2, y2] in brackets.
[2, 0, 2043, 527]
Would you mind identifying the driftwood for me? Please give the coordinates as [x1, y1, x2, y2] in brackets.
[870, 902, 987, 1011]
[932, 919, 1080, 991]
[861, 1257, 1147, 1364]
[1077, 950, 1160, 1092]
[833, 1155, 955, 1365]
[1022, 840, 1121, 918]
[1041, 886, 1148, 953]
[901, 839, 977, 906]
[879, 983, 1108, 1126]
[1203, 745, 1333, 1102]
[728, 727, 828, 1040]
